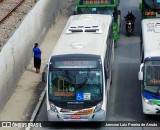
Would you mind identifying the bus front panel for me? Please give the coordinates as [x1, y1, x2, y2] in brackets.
[47, 57, 107, 121]
[142, 60, 160, 114]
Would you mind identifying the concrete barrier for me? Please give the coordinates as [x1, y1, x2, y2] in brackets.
[0, 0, 68, 111]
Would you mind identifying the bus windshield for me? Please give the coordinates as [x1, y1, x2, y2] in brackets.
[143, 0, 160, 9]
[77, 7, 117, 22]
[142, 0, 160, 18]
[48, 69, 103, 103]
[144, 60, 160, 94]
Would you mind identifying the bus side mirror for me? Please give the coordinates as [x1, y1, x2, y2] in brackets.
[138, 71, 143, 80]
[42, 64, 48, 82]
[138, 63, 144, 80]
[74, 7, 77, 15]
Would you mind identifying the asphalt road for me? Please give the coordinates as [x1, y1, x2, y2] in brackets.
[32, 0, 160, 130]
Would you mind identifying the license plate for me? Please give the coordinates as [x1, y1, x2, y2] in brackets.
[70, 115, 81, 119]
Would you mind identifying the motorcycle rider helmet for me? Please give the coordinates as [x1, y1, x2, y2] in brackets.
[128, 10, 132, 14]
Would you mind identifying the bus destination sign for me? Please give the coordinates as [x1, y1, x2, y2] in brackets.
[82, 0, 110, 4]
[144, 11, 155, 16]
[54, 60, 97, 68]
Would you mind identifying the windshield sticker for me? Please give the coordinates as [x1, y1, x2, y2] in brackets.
[84, 93, 91, 100]
[49, 87, 53, 94]
[68, 85, 75, 92]
[79, 71, 87, 74]
[54, 92, 75, 96]
[96, 73, 100, 75]
[76, 93, 84, 101]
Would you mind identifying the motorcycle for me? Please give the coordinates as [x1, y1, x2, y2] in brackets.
[126, 20, 134, 36]
[124, 17, 135, 37]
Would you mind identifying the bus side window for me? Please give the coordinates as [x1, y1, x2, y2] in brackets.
[105, 25, 113, 79]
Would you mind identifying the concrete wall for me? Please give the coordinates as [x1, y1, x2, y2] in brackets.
[0, 0, 68, 111]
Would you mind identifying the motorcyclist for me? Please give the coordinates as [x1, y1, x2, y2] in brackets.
[125, 10, 136, 31]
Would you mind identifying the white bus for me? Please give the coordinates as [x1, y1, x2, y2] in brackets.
[138, 18, 160, 114]
[42, 14, 114, 121]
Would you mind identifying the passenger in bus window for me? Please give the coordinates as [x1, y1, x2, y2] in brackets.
[33, 43, 42, 74]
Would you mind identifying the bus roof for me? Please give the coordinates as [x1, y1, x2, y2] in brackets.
[51, 14, 112, 58]
[142, 18, 160, 58]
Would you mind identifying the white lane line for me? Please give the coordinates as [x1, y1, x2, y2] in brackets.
[25, 87, 46, 130]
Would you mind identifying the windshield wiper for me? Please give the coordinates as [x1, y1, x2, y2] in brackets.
[77, 68, 90, 87]
[86, 7, 93, 14]
[64, 70, 72, 83]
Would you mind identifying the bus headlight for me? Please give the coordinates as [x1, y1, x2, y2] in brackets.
[94, 102, 102, 113]
[143, 97, 154, 105]
[49, 102, 58, 113]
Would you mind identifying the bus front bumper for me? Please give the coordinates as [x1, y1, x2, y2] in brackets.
[142, 100, 160, 114]
[47, 109, 106, 121]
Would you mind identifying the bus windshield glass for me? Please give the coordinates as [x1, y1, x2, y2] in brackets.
[77, 7, 117, 22]
[48, 69, 103, 103]
[144, 60, 160, 94]
[142, 0, 160, 18]
[77, 7, 114, 15]
[143, 0, 160, 9]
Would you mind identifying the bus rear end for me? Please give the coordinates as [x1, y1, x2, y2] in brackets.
[75, 0, 121, 41]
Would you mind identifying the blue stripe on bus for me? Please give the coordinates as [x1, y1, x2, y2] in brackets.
[143, 91, 160, 100]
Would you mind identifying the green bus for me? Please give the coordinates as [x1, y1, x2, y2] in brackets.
[139, 0, 160, 19]
[74, 0, 121, 41]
